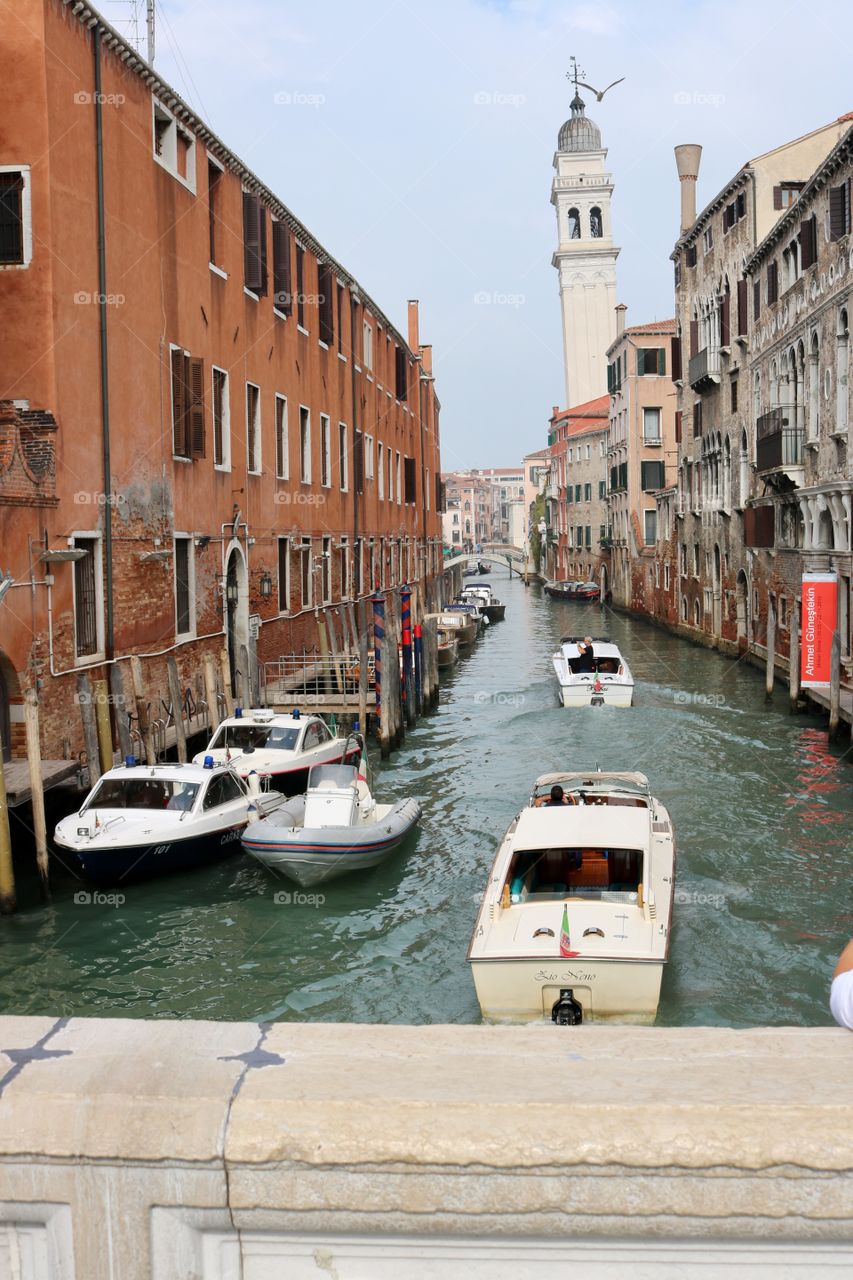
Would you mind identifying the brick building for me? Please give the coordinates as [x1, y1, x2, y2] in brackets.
[605, 311, 677, 612]
[744, 125, 853, 668]
[545, 397, 609, 587]
[0, 0, 442, 763]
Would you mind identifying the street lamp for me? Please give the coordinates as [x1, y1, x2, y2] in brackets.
[259, 573, 273, 598]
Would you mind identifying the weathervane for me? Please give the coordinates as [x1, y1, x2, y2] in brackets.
[567, 57, 625, 104]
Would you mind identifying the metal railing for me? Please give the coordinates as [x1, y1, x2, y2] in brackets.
[688, 346, 721, 387]
[756, 409, 802, 472]
[261, 653, 376, 708]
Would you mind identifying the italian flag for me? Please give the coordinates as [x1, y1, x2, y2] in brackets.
[560, 903, 579, 957]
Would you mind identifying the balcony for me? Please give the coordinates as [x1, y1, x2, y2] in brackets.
[755, 408, 803, 477]
[545, 483, 560, 500]
[688, 347, 721, 390]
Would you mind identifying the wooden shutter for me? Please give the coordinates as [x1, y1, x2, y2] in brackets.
[637, 348, 646, 376]
[171, 348, 187, 456]
[693, 401, 702, 437]
[686, 244, 697, 268]
[753, 279, 761, 321]
[721, 291, 730, 347]
[671, 335, 682, 381]
[242, 193, 267, 294]
[318, 263, 334, 344]
[354, 429, 364, 495]
[737, 279, 748, 335]
[189, 357, 205, 458]
[767, 261, 778, 305]
[658, 347, 666, 375]
[773, 185, 783, 211]
[675, 410, 682, 444]
[689, 319, 698, 357]
[272, 220, 292, 313]
[799, 217, 816, 270]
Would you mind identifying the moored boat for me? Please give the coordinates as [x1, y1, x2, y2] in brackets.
[437, 626, 459, 668]
[468, 771, 675, 1024]
[243, 755, 422, 888]
[552, 636, 634, 707]
[54, 758, 284, 884]
[428, 611, 476, 648]
[459, 582, 506, 622]
[192, 708, 360, 796]
[543, 580, 581, 600]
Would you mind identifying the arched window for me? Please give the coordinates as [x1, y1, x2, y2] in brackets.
[693, 598, 701, 627]
[723, 436, 731, 507]
[753, 369, 761, 421]
[740, 428, 749, 506]
[837, 309, 850, 435]
[567, 207, 581, 239]
[770, 359, 778, 408]
[794, 341, 806, 437]
[808, 331, 820, 441]
[590, 206, 603, 238]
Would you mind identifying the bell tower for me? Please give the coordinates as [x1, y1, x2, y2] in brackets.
[551, 63, 620, 407]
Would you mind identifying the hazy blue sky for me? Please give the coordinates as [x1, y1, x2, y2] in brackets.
[129, 0, 853, 468]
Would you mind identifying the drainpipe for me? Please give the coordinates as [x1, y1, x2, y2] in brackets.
[94, 28, 114, 659]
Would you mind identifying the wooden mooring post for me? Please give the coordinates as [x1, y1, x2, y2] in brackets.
[76, 672, 102, 786]
[203, 653, 221, 735]
[129, 656, 156, 765]
[357, 599, 369, 738]
[765, 605, 776, 701]
[23, 689, 49, 892]
[788, 611, 800, 714]
[93, 678, 114, 775]
[109, 663, 133, 760]
[829, 630, 841, 741]
[166, 657, 187, 763]
[219, 649, 234, 718]
[0, 744, 16, 914]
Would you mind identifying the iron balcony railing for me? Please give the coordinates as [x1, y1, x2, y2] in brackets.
[688, 346, 721, 389]
[755, 408, 802, 472]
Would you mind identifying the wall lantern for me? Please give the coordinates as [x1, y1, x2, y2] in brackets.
[225, 581, 239, 603]
[259, 573, 273, 598]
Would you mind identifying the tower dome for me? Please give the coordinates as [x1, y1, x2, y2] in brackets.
[558, 93, 602, 153]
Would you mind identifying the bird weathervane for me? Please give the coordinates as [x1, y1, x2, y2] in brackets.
[567, 56, 625, 104]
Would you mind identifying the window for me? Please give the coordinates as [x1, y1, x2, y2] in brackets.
[339, 422, 349, 491]
[378, 442, 384, 499]
[693, 543, 700, 575]
[318, 263, 334, 345]
[837, 309, 849, 434]
[174, 536, 195, 637]
[395, 347, 409, 401]
[404, 456, 416, 504]
[766, 260, 778, 306]
[153, 100, 196, 189]
[363, 320, 373, 371]
[299, 406, 311, 483]
[171, 349, 205, 459]
[245, 382, 261, 473]
[773, 182, 805, 210]
[567, 207, 580, 239]
[685, 243, 697, 268]
[396, 452, 402, 505]
[277, 537, 290, 613]
[638, 348, 665, 376]
[641, 460, 665, 491]
[207, 160, 222, 266]
[203, 772, 244, 810]
[584, 482, 592, 501]
[242, 192, 267, 295]
[387, 450, 394, 502]
[830, 182, 851, 241]
[590, 206, 603, 238]
[300, 538, 312, 608]
[337, 285, 345, 354]
[598, 480, 606, 499]
[584, 525, 591, 548]
[354, 538, 363, 595]
[694, 599, 701, 627]
[321, 536, 331, 603]
[643, 407, 662, 443]
[73, 535, 103, 660]
[295, 243, 305, 328]
[730, 376, 738, 414]
[702, 225, 713, 255]
[365, 434, 375, 480]
[0, 168, 30, 267]
[320, 414, 331, 487]
[212, 367, 229, 469]
[780, 596, 789, 630]
[275, 395, 288, 480]
[664, 563, 671, 591]
[799, 215, 818, 271]
[272, 220, 292, 315]
[353, 430, 364, 495]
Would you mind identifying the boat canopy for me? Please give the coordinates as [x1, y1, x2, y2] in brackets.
[307, 762, 358, 791]
[532, 770, 650, 793]
[512, 805, 651, 853]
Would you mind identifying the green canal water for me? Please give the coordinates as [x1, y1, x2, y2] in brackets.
[2, 570, 851, 1026]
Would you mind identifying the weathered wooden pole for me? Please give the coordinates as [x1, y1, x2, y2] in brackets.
[219, 648, 234, 718]
[413, 622, 423, 716]
[372, 593, 385, 750]
[0, 745, 16, 914]
[76, 672, 102, 785]
[316, 612, 330, 694]
[357, 599, 369, 738]
[379, 628, 392, 758]
[401, 585, 415, 728]
[166, 656, 188, 762]
[203, 653, 220, 734]
[788, 610, 800, 714]
[765, 604, 776, 701]
[23, 689, 49, 890]
[238, 643, 252, 709]
[829, 630, 841, 741]
[93, 677, 114, 774]
[129, 656, 156, 765]
[109, 663, 133, 759]
[326, 610, 344, 696]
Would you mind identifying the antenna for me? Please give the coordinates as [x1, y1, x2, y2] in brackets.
[567, 56, 584, 97]
[103, 0, 155, 63]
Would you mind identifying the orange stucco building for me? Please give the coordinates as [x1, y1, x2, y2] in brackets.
[0, 0, 443, 762]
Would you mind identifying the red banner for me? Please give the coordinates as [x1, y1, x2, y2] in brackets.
[800, 573, 837, 686]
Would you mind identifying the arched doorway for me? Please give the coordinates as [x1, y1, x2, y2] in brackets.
[735, 570, 748, 649]
[224, 542, 249, 702]
[0, 652, 21, 763]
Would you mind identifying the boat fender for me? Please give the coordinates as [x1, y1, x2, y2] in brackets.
[247, 771, 261, 796]
[551, 987, 583, 1026]
[246, 801, 259, 825]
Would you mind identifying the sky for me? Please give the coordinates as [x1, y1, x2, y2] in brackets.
[109, 0, 853, 469]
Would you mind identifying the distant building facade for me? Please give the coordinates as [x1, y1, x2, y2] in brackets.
[546, 397, 609, 586]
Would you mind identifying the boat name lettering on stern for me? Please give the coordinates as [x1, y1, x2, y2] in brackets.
[535, 968, 595, 982]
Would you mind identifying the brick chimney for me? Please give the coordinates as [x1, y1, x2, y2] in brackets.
[615, 303, 627, 337]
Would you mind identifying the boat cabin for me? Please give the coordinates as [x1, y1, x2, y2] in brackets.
[79, 763, 246, 818]
[505, 845, 643, 904]
[206, 711, 331, 755]
[558, 637, 623, 676]
[304, 763, 359, 827]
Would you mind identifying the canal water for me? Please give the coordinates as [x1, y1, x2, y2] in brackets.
[1, 570, 851, 1026]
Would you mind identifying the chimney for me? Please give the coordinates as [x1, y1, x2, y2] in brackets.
[407, 299, 420, 352]
[674, 144, 702, 234]
[615, 303, 627, 337]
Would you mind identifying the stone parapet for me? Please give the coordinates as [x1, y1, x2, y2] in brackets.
[0, 1018, 851, 1276]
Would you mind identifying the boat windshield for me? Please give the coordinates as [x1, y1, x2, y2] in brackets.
[209, 724, 301, 751]
[505, 846, 642, 903]
[308, 763, 357, 791]
[81, 778, 201, 813]
[567, 656, 621, 675]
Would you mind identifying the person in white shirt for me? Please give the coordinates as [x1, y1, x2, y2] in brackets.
[829, 939, 853, 1029]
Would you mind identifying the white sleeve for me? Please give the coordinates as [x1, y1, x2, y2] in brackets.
[829, 969, 853, 1030]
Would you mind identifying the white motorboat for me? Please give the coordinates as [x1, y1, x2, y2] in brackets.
[243, 756, 422, 888]
[54, 757, 284, 884]
[468, 771, 676, 1024]
[459, 582, 506, 622]
[437, 626, 459, 668]
[552, 635, 634, 707]
[428, 611, 476, 648]
[192, 708, 360, 796]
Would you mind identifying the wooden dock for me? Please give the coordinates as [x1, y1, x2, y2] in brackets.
[4, 758, 86, 809]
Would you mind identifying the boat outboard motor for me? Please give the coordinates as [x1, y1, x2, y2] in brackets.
[551, 987, 583, 1026]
